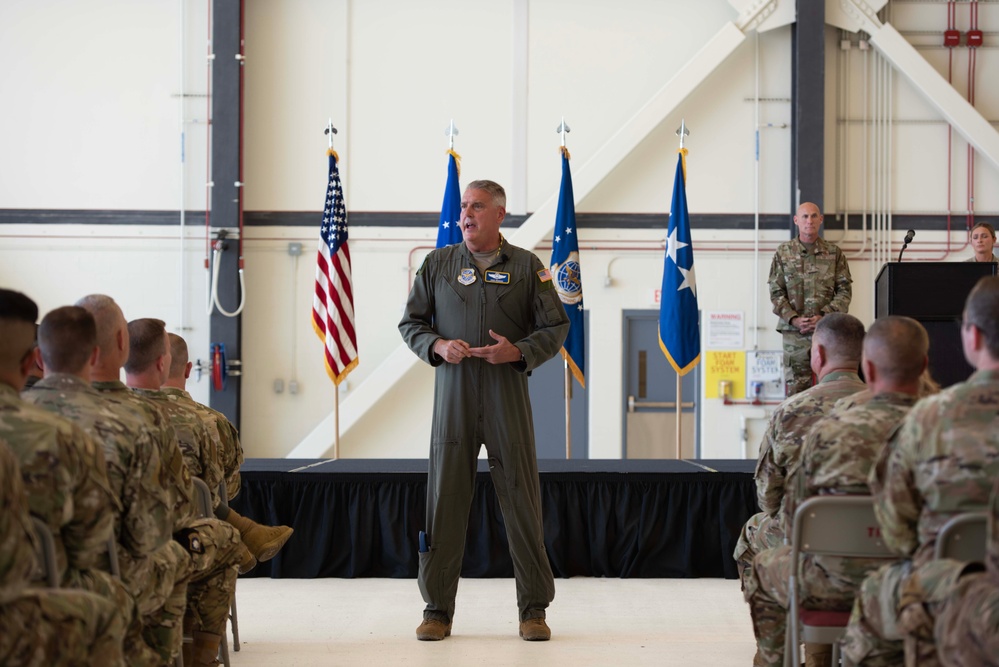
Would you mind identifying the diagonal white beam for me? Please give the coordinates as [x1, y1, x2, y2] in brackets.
[289, 20, 749, 458]
[838, 0, 999, 171]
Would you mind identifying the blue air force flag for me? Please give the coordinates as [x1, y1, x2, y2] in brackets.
[436, 151, 463, 248]
[658, 149, 700, 375]
[550, 148, 585, 388]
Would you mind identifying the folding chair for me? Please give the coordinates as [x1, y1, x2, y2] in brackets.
[218, 482, 240, 653]
[30, 517, 59, 587]
[784, 496, 898, 667]
[178, 478, 231, 667]
[934, 512, 987, 562]
[107, 533, 120, 579]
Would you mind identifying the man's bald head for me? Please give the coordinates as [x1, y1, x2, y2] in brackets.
[0, 289, 38, 374]
[38, 306, 97, 375]
[863, 316, 929, 385]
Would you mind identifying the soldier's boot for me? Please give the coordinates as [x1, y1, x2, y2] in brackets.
[191, 630, 222, 667]
[236, 541, 257, 574]
[804, 642, 832, 667]
[225, 509, 293, 562]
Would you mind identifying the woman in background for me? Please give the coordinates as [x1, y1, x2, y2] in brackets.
[965, 221, 998, 263]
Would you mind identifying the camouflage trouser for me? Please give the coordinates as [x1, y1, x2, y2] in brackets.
[781, 331, 814, 397]
[0, 588, 126, 667]
[735, 511, 785, 596]
[933, 571, 999, 666]
[842, 560, 912, 666]
[72, 568, 159, 667]
[747, 545, 882, 667]
[122, 540, 194, 665]
[184, 517, 241, 635]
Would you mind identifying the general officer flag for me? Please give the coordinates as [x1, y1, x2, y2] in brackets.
[658, 149, 700, 375]
[550, 147, 585, 387]
[312, 149, 358, 385]
[436, 150, 463, 248]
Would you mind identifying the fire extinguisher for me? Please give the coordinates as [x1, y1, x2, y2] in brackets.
[211, 343, 227, 392]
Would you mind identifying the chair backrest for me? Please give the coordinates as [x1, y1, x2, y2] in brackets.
[30, 517, 59, 588]
[791, 495, 896, 560]
[107, 533, 121, 578]
[191, 478, 214, 518]
[934, 512, 988, 562]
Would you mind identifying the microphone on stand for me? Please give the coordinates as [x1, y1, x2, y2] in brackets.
[898, 229, 915, 262]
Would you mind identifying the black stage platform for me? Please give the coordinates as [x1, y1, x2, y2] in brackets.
[230, 458, 758, 580]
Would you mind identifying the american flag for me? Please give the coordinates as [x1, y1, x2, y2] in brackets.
[312, 150, 358, 385]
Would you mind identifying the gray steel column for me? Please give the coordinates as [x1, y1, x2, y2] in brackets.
[209, 0, 243, 427]
[791, 0, 826, 231]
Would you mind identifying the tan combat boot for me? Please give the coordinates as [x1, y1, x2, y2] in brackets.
[236, 540, 257, 574]
[225, 508, 294, 562]
[190, 630, 222, 667]
[804, 642, 832, 667]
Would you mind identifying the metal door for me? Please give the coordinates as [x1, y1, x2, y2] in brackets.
[528, 314, 589, 459]
[623, 310, 698, 459]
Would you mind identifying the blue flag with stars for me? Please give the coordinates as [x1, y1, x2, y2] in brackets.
[549, 148, 585, 387]
[658, 149, 700, 375]
[436, 150, 462, 248]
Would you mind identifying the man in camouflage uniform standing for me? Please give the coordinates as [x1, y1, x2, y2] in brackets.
[23, 304, 189, 664]
[842, 276, 999, 666]
[78, 294, 243, 666]
[745, 316, 929, 667]
[0, 291, 152, 663]
[161, 332, 293, 561]
[769, 202, 853, 396]
[735, 313, 867, 593]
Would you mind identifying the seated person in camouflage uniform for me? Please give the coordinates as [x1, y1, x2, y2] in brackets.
[0, 290, 153, 664]
[735, 313, 867, 595]
[899, 475, 999, 667]
[77, 294, 244, 667]
[842, 276, 999, 666]
[127, 319, 292, 566]
[1, 437, 126, 667]
[162, 332, 292, 563]
[23, 304, 190, 664]
[745, 316, 929, 667]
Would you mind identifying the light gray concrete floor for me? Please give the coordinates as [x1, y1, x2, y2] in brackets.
[223, 576, 756, 666]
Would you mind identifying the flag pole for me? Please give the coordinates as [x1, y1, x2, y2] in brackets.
[564, 362, 572, 459]
[558, 116, 572, 460]
[325, 118, 340, 460]
[675, 119, 689, 461]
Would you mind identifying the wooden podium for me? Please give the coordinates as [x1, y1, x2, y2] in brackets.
[875, 262, 996, 388]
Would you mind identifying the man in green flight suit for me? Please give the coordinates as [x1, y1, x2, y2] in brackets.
[399, 179, 569, 643]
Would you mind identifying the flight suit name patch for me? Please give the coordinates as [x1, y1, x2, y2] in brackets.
[485, 271, 510, 284]
[457, 268, 477, 285]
